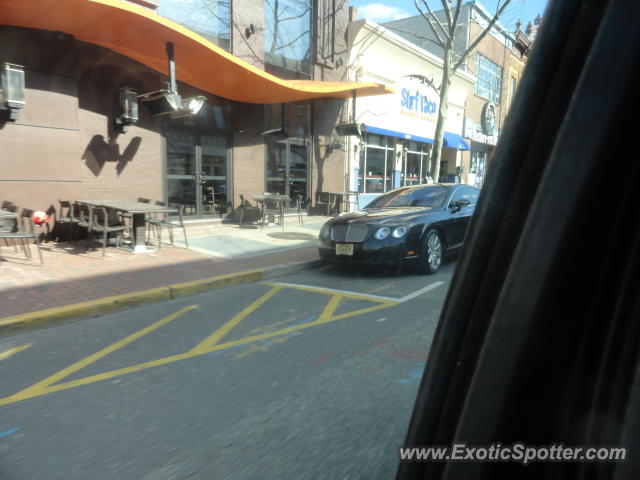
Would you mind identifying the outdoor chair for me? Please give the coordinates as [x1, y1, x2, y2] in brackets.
[343, 191, 360, 213]
[237, 194, 261, 226]
[0, 208, 44, 264]
[316, 192, 337, 216]
[74, 202, 92, 246]
[203, 186, 217, 214]
[260, 196, 284, 230]
[296, 194, 304, 227]
[57, 200, 79, 243]
[146, 203, 188, 249]
[88, 205, 129, 257]
[0, 202, 19, 253]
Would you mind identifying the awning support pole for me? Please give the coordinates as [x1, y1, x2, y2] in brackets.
[167, 42, 177, 94]
[351, 90, 356, 123]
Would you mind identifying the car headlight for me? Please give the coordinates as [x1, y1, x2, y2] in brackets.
[392, 226, 407, 238]
[374, 227, 391, 240]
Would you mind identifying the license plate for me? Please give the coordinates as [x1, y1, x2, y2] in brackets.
[336, 243, 354, 256]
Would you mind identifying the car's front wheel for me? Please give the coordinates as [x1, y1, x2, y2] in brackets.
[418, 229, 443, 274]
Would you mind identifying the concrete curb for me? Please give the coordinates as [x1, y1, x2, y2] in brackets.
[0, 259, 323, 338]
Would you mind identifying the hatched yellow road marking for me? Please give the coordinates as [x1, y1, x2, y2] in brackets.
[0, 280, 424, 407]
[0, 343, 33, 361]
[190, 285, 283, 353]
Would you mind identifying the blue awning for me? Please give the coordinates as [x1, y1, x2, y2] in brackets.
[362, 125, 434, 144]
[443, 131, 470, 150]
[362, 125, 470, 150]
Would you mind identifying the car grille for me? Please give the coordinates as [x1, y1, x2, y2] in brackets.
[331, 224, 369, 242]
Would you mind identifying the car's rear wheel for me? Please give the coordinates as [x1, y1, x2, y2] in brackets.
[418, 229, 443, 274]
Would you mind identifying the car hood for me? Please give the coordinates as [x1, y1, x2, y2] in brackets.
[331, 206, 437, 226]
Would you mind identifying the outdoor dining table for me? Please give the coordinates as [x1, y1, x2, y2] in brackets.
[253, 194, 290, 226]
[78, 200, 177, 253]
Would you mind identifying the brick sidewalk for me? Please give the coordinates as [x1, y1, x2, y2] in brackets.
[0, 224, 321, 319]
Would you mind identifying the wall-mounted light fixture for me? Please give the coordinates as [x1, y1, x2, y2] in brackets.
[138, 43, 207, 119]
[335, 122, 361, 136]
[334, 90, 361, 137]
[114, 87, 138, 133]
[245, 23, 256, 38]
[0, 63, 25, 121]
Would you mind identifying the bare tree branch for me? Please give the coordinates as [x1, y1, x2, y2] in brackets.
[453, 0, 512, 71]
[385, 25, 446, 50]
[449, 0, 463, 39]
[272, 29, 310, 52]
[440, 0, 453, 36]
[414, 0, 446, 47]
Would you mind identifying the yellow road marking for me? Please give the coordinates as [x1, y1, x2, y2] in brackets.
[229, 344, 270, 359]
[265, 282, 402, 303]
[0, 285, 400, 407]
[0, 343, 32, 360]
[0, 306, 197, 406]
[191, 285, 283, 353]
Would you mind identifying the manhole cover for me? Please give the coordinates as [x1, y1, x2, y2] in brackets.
[267, 232, 316, 241]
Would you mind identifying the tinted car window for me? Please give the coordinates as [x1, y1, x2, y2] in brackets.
[449, 186, 479, 206]
[365, 186, 449, 208]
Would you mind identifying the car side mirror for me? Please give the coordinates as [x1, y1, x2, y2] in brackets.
[449, 199, 471, 211]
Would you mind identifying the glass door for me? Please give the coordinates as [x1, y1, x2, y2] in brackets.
[201, 135, 228, 215]
[288, 141, 308, 206]
[266, 138, 308, 209]
[166, 132, 229, 217]
[166, 133, 198, 216]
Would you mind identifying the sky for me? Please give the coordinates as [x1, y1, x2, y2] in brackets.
[349, 0, 549, 30]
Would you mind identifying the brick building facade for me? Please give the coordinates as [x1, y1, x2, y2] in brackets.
[0, 0, 387, 233]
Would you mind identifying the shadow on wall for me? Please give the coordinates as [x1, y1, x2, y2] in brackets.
[82, 134, 142, 176]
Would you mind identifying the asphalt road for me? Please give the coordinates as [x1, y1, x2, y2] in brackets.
[0, 261, 456, 480]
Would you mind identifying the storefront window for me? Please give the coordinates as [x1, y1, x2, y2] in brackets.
[470, 150, 487, 188]
[264, 0, 312, 75]
[402, 142, 431, 186]
[359, 134, 393, 194]
[158, 0, 231, 51]
[476, 53, 503, 103]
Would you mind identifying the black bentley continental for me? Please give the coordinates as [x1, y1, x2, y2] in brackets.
[317, 184, 480, 274]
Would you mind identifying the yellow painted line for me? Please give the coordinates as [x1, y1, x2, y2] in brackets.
[0, 269, 265, 337]
[265, 282, 400, 304]
[0, 343, 32, 360]
[190, 285, 283, 353]
[0, 287, 398, 407]
[5, 306, 197, 403]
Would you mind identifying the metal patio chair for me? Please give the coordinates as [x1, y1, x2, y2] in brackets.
[0, 208, 44, 264]
[57, 200, 79, 243]
[146, 203, 188, 249]
[316, 191, 337, 216]
[88, 205, 129, 257]
[296, 194, 304, 227]
[260, 196, 284, 230]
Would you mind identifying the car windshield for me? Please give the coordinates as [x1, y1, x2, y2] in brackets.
[365, 186, 449, 209]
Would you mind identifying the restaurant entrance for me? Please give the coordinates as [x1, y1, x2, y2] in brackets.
[165, 132, 229, 217]
[265, 137, 309, 210]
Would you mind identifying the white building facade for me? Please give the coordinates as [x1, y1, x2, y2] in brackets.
[345, 19, 476, 207]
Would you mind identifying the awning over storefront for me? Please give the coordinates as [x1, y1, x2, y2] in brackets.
[362, 125, 470, 150]
[362, 125, 435, 145]
[443, 132, 470, 150]
[0, 0, 393, 104]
